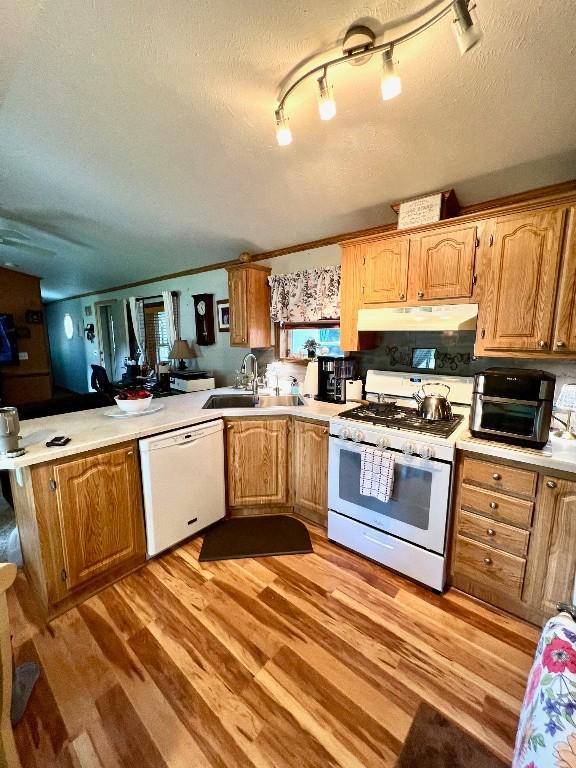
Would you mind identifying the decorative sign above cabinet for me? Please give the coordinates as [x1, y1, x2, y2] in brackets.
[397, 193, 443, 230]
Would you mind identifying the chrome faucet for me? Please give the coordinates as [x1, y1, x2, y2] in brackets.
[241, 353, 259, 397]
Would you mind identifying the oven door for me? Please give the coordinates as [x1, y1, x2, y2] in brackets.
[328, 437, 451, 554]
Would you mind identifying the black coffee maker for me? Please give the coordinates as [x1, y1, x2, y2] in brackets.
[315, 357, 359, 404]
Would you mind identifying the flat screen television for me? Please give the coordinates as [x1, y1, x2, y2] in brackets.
[0, 313, 18, 365]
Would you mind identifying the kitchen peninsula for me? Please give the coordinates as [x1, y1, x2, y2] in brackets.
[2, 389, 349, 619]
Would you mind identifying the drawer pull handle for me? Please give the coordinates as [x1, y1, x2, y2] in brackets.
[546, 480, 557, 489]
[483, 557, 493, 566]
[489, 501, 498, 510]
[492, 473, 501, 480]
[399, 292, 405, 300]
[486, 528, 495, 536]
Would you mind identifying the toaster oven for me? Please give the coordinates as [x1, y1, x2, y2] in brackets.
[470, 368, 555, 449]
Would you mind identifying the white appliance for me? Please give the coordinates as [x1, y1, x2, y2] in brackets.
[170, 374, 216, 393]
[302, 360, 318, 397]
[357, 303, 478, 332]
[328, 370, 473, 590]
[139, 419, 225, 556]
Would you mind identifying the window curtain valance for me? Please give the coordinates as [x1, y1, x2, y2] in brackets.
[268, 265, 341, 324]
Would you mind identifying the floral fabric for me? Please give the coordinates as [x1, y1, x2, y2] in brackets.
[513, 613, 576, 768]
[268, 266, 341, 324]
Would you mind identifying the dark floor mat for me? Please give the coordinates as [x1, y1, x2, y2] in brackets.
[199, 515, 313, 562]
[396, 703, 508, 768]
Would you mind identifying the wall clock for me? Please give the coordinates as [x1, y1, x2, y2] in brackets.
[193, 293, 215, 345]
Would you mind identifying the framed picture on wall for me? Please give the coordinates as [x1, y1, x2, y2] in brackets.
[217, 300, 230, 332]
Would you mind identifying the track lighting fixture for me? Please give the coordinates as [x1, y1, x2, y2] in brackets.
[273, 0, 482, 146]
[380, 48, 401, 101]
[317, 72, 336, 121]
[275, 107, 292, 147]
[452, 0, 483, 54]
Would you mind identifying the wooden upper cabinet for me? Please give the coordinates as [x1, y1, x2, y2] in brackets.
[292, 419, 329, 524]
[525, 476, 576, 617]
[227, 264, 272, 348]
[552, 207, 576, 352]
[476, 208, 566, 354]
[54, 445, 145, 590]
[339, 244, 377, 352]
[226, 418, 290, 507]
[409, 224, 477, 301]
[361, 237, 410, 304]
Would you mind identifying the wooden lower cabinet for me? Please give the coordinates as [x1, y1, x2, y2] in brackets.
[225, 417, 291, 509]
[450, 452, 576, 625]
[224, 416, 330, 522]
[10, 442, 146, 619]
[292, 418, 329, 525]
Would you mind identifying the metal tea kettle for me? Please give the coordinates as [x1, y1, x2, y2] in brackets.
[413, 383, 453, 421]
[0, 407, 21, 455]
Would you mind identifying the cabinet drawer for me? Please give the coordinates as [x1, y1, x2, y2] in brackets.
[462, 457, 537, 498]
[454, 535, 526, 599]
[460, 484, 534, 528]
[458, 510, 530, 557]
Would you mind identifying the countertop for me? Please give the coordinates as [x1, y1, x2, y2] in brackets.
[456, 430, 576, 474]
[0, 388, 351, 471]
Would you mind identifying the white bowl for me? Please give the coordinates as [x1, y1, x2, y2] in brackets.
[114, 394, 154, 413]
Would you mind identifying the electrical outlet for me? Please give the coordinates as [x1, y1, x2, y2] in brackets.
[18, 351, 29, 361]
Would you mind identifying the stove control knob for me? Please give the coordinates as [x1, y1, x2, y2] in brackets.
[377, 437, 389, 450]
[402, 442, 414, 455]
[339, 427, 351, 440]
[352, 429, 364, 443]
[418, 445, 434, 460]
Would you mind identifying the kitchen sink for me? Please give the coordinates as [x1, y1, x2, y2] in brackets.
[202, 393, 306, 409]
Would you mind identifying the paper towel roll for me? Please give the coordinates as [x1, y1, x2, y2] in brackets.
[302, 360, 318, 397]
[346, 379, 363, 402]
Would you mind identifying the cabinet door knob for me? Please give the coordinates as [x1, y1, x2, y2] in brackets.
[538, 340, 547, 348]
[546, 480, 557, 489]
[486, 528, 495, 536]
[489, 501, 498, 510]
[226, 424, 233, 430]
[483, 557, 493, 566]
[417, 291, 424, 299]
[492, 473, 501, 480]
[556, 341, 566, 348]
[399, 292, 405, 300]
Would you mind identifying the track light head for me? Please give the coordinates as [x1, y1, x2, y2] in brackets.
[317, 73, 336, 121]
[381, 48, 401, 101]
[275, 108, 292, 146]
[452, 0, 483, 54]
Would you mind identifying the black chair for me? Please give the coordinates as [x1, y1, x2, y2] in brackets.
[90, 364, 114, 394]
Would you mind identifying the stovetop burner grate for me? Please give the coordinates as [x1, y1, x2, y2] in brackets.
[339, 402, 464, 437]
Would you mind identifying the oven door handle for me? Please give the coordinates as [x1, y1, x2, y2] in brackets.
[477, 395, 539, 407]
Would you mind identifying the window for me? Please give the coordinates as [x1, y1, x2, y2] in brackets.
[278, 324, 343, 359]
[143, 304, 171, 363]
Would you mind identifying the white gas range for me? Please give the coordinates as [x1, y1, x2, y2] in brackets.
[328, 370, 473, 590]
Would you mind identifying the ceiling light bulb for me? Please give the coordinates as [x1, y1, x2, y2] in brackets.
[317, 73, 336, 121]
[381, 49, 401, 101]
[274, 108, 292, 146]
[452, 0, 483, 54]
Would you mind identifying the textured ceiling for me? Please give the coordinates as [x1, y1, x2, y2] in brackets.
[1, 0, 576, 300]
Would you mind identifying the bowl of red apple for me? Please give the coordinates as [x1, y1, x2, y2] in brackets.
[114, 389, 154, 413]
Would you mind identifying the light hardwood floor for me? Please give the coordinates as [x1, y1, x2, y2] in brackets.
[9, 523, 539, 767]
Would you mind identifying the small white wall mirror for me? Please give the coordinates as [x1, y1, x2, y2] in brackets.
[63, 313, 74, 340]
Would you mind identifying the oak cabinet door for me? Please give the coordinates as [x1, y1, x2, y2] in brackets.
[361, 237, 410, 304]
[228, 268, 248, 346]
[293, 419, 328, 524]
[476, 209, 566, 353]
[54, 446, 145, 590]
[226, 418, 290, 506]
[552, 207, 576, 352]
[409, 224, 477, 301]
[526, 476, 576, 618]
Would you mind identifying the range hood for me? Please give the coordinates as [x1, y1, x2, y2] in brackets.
[357, 304, 478, 332]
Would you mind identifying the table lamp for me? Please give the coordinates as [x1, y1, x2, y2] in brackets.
[554, 383, 576, 440]
[169, 339, 195, 371]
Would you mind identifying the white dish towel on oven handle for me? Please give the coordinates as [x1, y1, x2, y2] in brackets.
[360, 447, 395, 503]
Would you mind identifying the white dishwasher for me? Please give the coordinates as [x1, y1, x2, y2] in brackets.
[139, 419, 226, 556]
